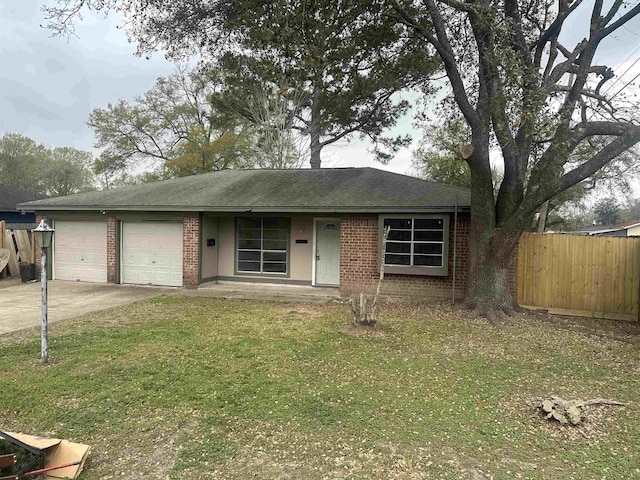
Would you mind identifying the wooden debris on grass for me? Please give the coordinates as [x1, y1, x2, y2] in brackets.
[540, 396, 627, 425]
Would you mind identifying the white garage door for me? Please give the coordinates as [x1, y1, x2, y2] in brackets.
[54, 220, 108, 282]
[121, 222, 183, 287]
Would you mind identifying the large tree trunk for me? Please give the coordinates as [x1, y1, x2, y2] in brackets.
[463, 147, 524, 321]
[309, 88, 321, 169]
[309, 133, 321, 169]
[465, 226, 521, 321]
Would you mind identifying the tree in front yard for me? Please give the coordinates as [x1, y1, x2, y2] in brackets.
[392, 0, 640, 319]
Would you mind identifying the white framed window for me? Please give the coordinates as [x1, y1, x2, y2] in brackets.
[379, 215, 449, 276]
[236, 217, 289, 274]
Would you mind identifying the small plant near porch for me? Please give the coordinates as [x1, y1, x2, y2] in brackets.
[349, 226, 389, 327]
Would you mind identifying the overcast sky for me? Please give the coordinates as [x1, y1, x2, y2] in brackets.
[1, 1, 640, 178]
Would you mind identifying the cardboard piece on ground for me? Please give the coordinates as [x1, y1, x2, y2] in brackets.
[3, 231, 18, 277]
[0, 249, 9, 275]
[4, 432, 90, 479]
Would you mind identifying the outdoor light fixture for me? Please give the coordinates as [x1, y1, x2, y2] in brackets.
[32, 219, 54, 363]
[33, 219, 54, 249]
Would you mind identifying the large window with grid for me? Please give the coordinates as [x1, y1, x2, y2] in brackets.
[379, 215, 449, 276]
[236, 217, 289, 274]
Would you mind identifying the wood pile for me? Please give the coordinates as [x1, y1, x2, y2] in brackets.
[539, 396, 626, 425]
[0, 220, 35, 279]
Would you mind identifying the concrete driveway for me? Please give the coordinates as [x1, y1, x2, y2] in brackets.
[0, 281, 170, 335]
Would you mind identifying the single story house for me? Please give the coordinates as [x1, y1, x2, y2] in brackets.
[18, 168, 471, 299]
[0, 184, 46, 229]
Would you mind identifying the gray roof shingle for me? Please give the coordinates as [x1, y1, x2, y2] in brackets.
[0, 184, 46, 211]
[18, 168, 470, 213]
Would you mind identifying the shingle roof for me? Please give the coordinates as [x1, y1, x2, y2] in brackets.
[18, 168, 470, 213]
[611, 219, 640, 230]
[0, 184, 46, 211]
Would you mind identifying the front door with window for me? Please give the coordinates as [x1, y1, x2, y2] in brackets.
[315, 220, 340, 286]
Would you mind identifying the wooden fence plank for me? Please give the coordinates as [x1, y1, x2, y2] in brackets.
[4, 230, 19, 277]
[517, 233, 526, 306]
[612, 238, 622, 313]
[624, 238, 634, 316]
[571, 235, 582, 311]
[14, 230, 32, 264]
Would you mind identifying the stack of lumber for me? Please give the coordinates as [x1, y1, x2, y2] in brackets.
[0, 220, 35, 278]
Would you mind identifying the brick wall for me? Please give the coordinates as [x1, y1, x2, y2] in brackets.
[183, 215, 200, 287]
[340, 216, 379, 293]
[107, 216, 117, 283]
[339, 215, 470, 301]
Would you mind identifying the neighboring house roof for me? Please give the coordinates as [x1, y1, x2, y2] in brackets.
[0, 184, 46, 212]
[578, 224, 615, 235]
[18, 168, 471, 213]
[610, 219, 640, 230]
[576, 219, 640, 235]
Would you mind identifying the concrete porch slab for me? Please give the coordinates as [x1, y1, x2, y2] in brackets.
[177, 281, 342, 304]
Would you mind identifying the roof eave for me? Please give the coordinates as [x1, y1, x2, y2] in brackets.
[21, 204, 471, 214]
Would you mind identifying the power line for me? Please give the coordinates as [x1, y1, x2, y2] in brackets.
[609, 68, 640, 101]
[601, 45, 640, 96]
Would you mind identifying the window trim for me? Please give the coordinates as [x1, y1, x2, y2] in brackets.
[235, 216, 291, 276]
[378, 214, 449, 276]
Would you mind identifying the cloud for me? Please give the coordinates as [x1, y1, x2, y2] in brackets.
[44, 57, 66, 74]
[0, 0, 174, 152]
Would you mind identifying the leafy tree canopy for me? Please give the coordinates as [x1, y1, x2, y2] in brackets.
[593, 197, 621, 226]
[0, 133, 95, 196]
[411, 120, 471, 188]
[45, 0, 438, 168]
[88, 66, 257, 182]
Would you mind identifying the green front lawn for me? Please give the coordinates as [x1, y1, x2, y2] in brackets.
[0, 297, 638, 479]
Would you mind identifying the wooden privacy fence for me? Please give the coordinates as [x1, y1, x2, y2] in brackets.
[518, 233, 640, 321]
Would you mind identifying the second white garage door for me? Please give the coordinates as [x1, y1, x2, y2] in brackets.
[121, 222, 183, 287]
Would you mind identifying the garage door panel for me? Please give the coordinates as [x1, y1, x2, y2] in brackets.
[121, 222, 183, 287]
[54, 221, 108, 283]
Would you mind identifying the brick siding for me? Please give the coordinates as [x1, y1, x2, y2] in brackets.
[339, 215, 470, 301]
[107, 216, 117, 283]
[183, 215, 200, 287]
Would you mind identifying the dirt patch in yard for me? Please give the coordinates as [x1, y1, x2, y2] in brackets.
[268, 303, 337, 320]
[0, 277, 23, 289]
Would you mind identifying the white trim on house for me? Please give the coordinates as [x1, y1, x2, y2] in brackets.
[311, 217, 340, 287]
